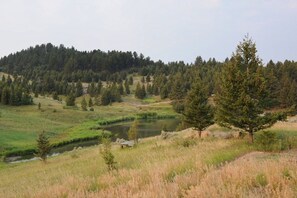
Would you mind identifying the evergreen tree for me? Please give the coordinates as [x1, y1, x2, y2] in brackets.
[153, 84, 159, 95]
[288, 80, 297, 107]
[146, 75, 151, 83]
[128, 120, 139, 144]
[183, 79, 214, 138]
[101, 89, 110, 105]
[141, 84, 146, 98]
[160, 84, 169, 99]
[128, 76, 133, 85]
[88, 97, 93, 107]
[135, 82, 142, 99]
[52, 92, 59, 100]
[1, 87, 9, 105]
[75, 81, 83, 97]
[118, 82, 124, 95]
[263, 69, 280, 108]
[147, 84, 153, 95]
[81, 97, 87, 111]
[100, 87, 121, 106]
[100, 135, 117, 171]
[96, 80, 102, 95]
[215, 36, 285, 143]
[87, 81, 96, 97]
[278, 74, 297, 107]
[124, 79, 130, 94]
[36, 131, 51, 162]
[66, 93, 76, 106]
[111, 83, 122, 102]
[169, 73, 186, 113]
[141, 76, 145, 83]
[135, 83, 146, 99]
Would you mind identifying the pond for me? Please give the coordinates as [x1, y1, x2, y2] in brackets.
[6, 118, 180, 163]
[103, 118, 181, 140]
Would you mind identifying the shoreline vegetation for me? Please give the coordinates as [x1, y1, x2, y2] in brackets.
[1, 111, 178, 161]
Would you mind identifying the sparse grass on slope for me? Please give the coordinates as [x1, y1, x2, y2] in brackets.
[0, 130, 253, 198]
[0, 127, 297, 197]
[186, 151, 297, 198]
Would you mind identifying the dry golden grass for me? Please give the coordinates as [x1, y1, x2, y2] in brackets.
[0, 128, 296, 198]
[185, 151, 297, 198]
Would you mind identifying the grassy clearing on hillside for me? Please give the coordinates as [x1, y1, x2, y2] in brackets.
[0, 128, 296, 198]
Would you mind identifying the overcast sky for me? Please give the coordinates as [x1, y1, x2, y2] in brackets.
[1, 0, 296, 63]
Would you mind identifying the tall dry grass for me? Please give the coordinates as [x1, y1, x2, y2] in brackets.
[185, 151, 297, 198]
[0, 129, 296, 198]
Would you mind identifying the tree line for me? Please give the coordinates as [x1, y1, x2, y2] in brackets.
[0, 75, 32, 106]
[183, 36, 288, 143]
[0, 41, 296, 111]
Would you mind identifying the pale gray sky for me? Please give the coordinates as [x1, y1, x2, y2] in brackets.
[0, 0, 296, 63]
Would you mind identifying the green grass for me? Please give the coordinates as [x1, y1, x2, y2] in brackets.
[0, 94, 177, 157]
[204, 140, 253, 166]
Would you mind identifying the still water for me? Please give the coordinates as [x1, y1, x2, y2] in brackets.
[7, 118, 180, 163]
[103, 118, 181, 140]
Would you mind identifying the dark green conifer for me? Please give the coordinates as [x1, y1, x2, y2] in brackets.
[36, 131, 51, 163]
[81, 97, 87, 111]
[183, 79, 214, 138]
[215, 36, 285, 143]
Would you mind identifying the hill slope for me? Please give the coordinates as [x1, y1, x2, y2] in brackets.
[0, 125, 296, 197]
[0, 43, 154, 74]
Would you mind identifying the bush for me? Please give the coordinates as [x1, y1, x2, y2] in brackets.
[89, 107, 94, 111]
[100, 136, 117, 171]
[255, 131, 277, 151]
[174, 137, 197, 147]
[255, 173, 268, 187]
[255, 131, 296, 151]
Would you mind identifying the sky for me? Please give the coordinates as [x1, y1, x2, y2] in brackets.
[0, 0, 296, 64]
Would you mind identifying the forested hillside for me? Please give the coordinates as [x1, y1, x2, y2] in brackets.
[0, 43, 296, 111]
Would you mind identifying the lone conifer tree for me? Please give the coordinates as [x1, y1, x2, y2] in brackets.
[135, 83, 146, 99]
[100, 135, 117, 171]
[36, 131, 51, 162]
[66, 93, 75, 106]
[81, 97, 87, 111]
[124, 79, 130, 94]
[183, 79, 214, 138]
[215, 36, 285, 143]
[128, 120, 139, 144]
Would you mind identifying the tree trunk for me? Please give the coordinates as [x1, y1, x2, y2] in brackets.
[248, 132, 254, 143]
[198, 130, 202, 138]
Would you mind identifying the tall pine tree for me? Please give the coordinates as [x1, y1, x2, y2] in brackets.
[215, 36, 285, 143]
[183, 79, 214, 138]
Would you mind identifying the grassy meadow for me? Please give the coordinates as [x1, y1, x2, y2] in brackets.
[0, 91, 176, 157]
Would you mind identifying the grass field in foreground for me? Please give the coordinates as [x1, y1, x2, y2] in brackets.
[0, 94, 176, 156]
[0, 128, 296, 197]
